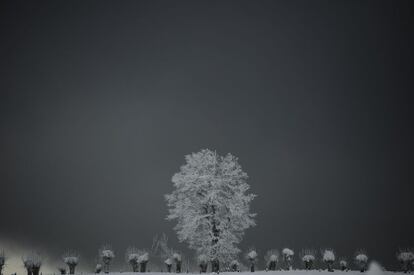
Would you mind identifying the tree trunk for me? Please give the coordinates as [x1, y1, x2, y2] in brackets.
[211, 259, 219, 273]
[268, 261, 276, 271]
[32, 267, 40, 275]
[69, 264, 75, 274]
[250, 263, 255, 272]
[166, 264, 172, 273]
[26, 268, 33, 275]
[176, 261, 182, 273]
[140, 261, 147, 273]
[327, 262, 333, 272]
[200, 263, 207, 273]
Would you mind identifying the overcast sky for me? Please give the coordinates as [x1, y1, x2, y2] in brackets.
[1, 0, 413, 273]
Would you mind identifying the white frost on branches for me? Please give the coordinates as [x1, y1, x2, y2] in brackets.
[247, 250, 258, 262]
[282, 248, 294, 257]
[323, 249, 335, 262]
[356, 253, 368, 263]
[302, 254, 315, 263]
[265, 250, 279, 263]
[397, 250, 414, 262]
[165, 149, 256, 264]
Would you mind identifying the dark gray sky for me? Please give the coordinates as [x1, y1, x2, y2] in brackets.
[1, 0, 413, 272]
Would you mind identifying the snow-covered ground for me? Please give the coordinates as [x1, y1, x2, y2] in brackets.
[70, 271, 406, 275]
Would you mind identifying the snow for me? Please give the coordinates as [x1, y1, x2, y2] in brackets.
[247, 250, 258, 260]
[101, 249, 115, 259]
[63, 256, 79, 265]
[282, 248, 294, 256]
[339, 260, 348, 267]
[355, 254, 368, 263]
[173, 253, 182, 261]
[397, 251, 414, 262]
[302, 254, 315, 262]
[323, 250, 335, 262]
[164, 258, 172, 265]
[72, 270, 406, 275]
[137, 253, 149, 263]
[270, 254, 278, 262]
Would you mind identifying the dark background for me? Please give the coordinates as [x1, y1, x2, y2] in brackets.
[1, 0, 413, 272]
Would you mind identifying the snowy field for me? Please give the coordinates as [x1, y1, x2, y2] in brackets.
[70, 271, 407, 275]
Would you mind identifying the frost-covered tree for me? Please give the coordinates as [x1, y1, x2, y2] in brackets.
[99, 245, 115, 273]
[322, 249, 335, 272]
[126, 247, 140, 272]
[0, 250, 5, 275]
[165, 149, 256, 273]
[22, 252, 42, 275]
[355, 250, 368, 272]
[282, 248, 294, 270]
[339, 258, 348, 271]
[246, 249, 258, 272]
[264, 250, 279, 271]
[172, 252, 182, 273]
[95, 264, 102, 274]
[62, 251, 79, 274]
[154, 234, 174, 273]
[230, 260, 240, 272]
[301, 249, 316, 270]
[396, 249, 414, 273]
[197, 254, 208, 273]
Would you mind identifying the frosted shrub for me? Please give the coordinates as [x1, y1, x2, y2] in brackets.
[95, 264, 102, 274]
[58, 267, 66, 275]
[99, 245, 115, 273]
[322, 249, 335, 272]
[125, 247, 140, 272]
[62, 251, 79, 274]
[164, 258, 173, 273]
[173, 252, 182, 273]
[137, 250, 149, 272]
[264, 250, 279, 271]
[197, 254, 208, 273]
[230, 260, 240, 272]
[397, 249, 414, 273]
[246, 249, 258, 272]
[339, 258, 348, 271]
[355, 251, 368, 272]
[282, 248, 294, 270]
[301, 249, 316, 270]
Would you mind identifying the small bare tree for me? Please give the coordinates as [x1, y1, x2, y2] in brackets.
[126, 247, 140, 272]
[355, 250, 368, 272]
[264, 250, 279, 271]
[396, 249, 414, 273]
[197, 254, 208, 273]
[246, 249, 258, 272]
[301, 249, 316, 270]
[99, 245, 115, 273]
[63, 251, 79, 274]
[322, 249, 335, 272]
[282, 248, 294, 270]
[0, 250, 5, 275]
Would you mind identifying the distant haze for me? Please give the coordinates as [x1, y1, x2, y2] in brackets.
[1, 0, 413, 272]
